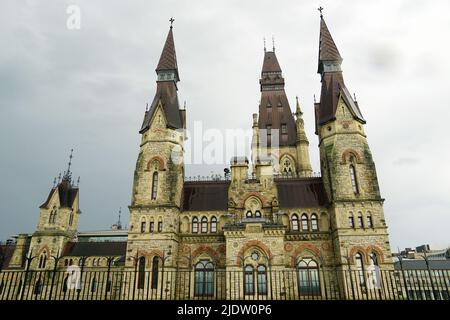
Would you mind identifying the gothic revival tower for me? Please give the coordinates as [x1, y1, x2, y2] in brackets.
[126, 23, 186, 272]
[252, 47, 312, 176]
[26, 152, 80, 270]
[315, 15, 392, 270]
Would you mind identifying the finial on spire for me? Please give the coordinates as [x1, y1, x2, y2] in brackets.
[318, 6, 324, 18]
[117, 207, 123, 229]
[169, 17, 175, 29]
[62, 149, 74, 182]
[353, 92, 357, 102]
[145, 103, 149, 112]
[263, 37, 266, 53]
[53, 177, 57, 188]
[272, 35, 275, 52]
[295, 96, 303, 116]
[76, 176, 80, 187]
[58, 172, 62, 183]
[183, 100, 186, 110]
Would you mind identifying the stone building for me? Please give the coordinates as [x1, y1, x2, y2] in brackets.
[0, 14, 394, 300]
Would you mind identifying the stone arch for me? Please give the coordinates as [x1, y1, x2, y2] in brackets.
[147, 156, 165, 171]
[366, 245, 385, 264]
[236, 240, 272, 265]
[341, 149, 362, 164]
[192, 245, 220, 264]
[240, 193, 267, 208]
[280, 153, 297, 174]
[349, 246, 367, 264]
[290, 244, 321, 267]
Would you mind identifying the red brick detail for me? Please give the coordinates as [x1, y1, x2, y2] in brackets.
[236, 240, 272, 265]
[192, 245, 219, 262]
[341, 149, 362, 164]
[366, 245, 385, 264]
[147, 156, 165, 171]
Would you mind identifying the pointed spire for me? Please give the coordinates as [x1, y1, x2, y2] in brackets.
[156, 19, 179, 81]
[295, 96, 303, 117]
[318, 12, 342, 74]
[261, 51, 282, 74]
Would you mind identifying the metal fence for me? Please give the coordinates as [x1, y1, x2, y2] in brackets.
[0, 267, 449, 301]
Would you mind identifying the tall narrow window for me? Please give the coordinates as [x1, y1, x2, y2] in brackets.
[38, 253, 47, 269]
[355, 253, 366, 286]
[90, 277, 97, 293]
[69, 209, 74, 226]
[210, 216, 217, 233]
[349, 165, 359, 194]
[244, 265, 254, 295]
[257, 265, 268, 294]
[297, 259, 321, 296]
[194, 261, 214, 297]
[349, 216, 355, 228]
[357, 213, 364, 228]
[201, 217, 208, 233]
[291, 214, 299, 231]
[151, 172, 158, 200]
[301, 214, 309, 231]
[281, 124, 288, 134]
[34, 279, 43, 295]
[192, 217, 199, 233]
[138, 257, 145, 289]
[158, 221, 163, 232]
[367, 215, 373, 228]
[151, 257, 159, 289]
[266, 125, 272, 137]
[140, 221, 146, 233]
[311, 214, 319, 231]
[149, 221, 154, 232]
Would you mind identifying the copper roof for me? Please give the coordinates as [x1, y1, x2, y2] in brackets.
[318, 17, 342, 73]
[62, 241, 127, 257]
[156, 27, 178, 73]
[182, 181, 230, 211]
[275, 178, 328, 208]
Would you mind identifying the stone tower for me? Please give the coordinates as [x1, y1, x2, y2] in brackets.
[126, 24, 186, 272]
[28, 152, 80, 270]
[315, 15, 392, 270]
[252, 47, 312, 176]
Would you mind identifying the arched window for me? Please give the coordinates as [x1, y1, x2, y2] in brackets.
[349, 215, 355, 228]
[151, 172, 158, 200]
[291, 214, 299, 231]
[349, 164, 359, 194]
[34, 279, 43, 295]
[140, 221, 146, 233]
[192, 217, 199, 233]
[246, 210, 252, 218]
[255, 210, 262, 218]
[201, 217, 208, 233]
[355, 252, 366, 287]
[297, 258, 320, 296]
[210, 216, 217, 233]
[357, 213, 364, 228]
[149, 221, 154, 232]
[369, 252, 379, 266]
[194, 261, 214, 297]
[49, 206, 57, 224]
[366, 214, 373, 228]
[69, 209, 74, 226]
[257, 265, 268, 294]
[90, 277, 97, 293]
[38, 253, 47, 269]
[138, 257, 145, 289]
[158, 221, 163, 232]
[151, 257, 159, 289]
[311, 214, 319, 231]
[244, 265, 254, 295]
[301, 214, 309, 231]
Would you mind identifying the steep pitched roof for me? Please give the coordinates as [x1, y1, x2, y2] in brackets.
[39, 180, 79, 209]
[156, 27, 178, 73]
[318, 17, 342, 73]
[262, 51, 281, 73]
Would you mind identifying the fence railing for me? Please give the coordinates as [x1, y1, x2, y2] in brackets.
[0, 268, 449, 301]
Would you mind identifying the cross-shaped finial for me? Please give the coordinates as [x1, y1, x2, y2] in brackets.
[318, 6, 324, 18]
[169, 17, 175, 28]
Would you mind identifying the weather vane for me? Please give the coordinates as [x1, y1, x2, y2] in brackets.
[318, 6, 324, 18]
[169, 17, 175, 28]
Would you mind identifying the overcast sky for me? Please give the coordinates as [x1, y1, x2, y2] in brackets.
[1, 0, 449, 252]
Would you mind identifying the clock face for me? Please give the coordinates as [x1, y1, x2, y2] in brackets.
[251, 251, 260, 261]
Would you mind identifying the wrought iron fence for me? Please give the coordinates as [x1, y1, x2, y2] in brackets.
[0, 268, 449, 301]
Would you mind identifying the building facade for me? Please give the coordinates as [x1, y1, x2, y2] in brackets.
[0, 15, 396, 300]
